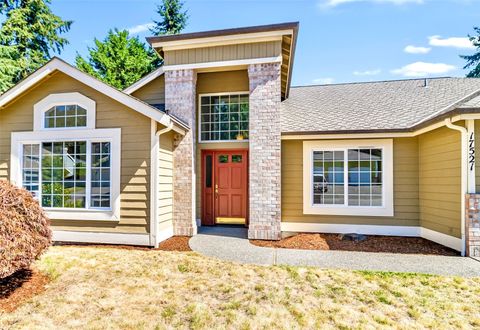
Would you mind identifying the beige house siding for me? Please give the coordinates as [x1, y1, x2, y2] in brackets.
[158, 130, 174, 231]
[0, 71, 151, 234]
[195, 70, 249, 220]
[281, 138, 420, 226]
[419, 126, 462, 238]
[131, 75, 165, 105]
[164, 41, 282, 66]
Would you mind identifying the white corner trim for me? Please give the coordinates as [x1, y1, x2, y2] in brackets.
[281, 222, 462, 251]
[281, 222, 420, 236]
[10, 128, 121, 221]
[153, 29, 292, 51]
[150, 120, 159, 246]
[157, 226, 174, 244]
[34, 92, 96, 131]
[52, 230, 151, 246]
[302, 139, 394, 217]
[124, 67, 164, 95]
[163, 56, 282, 72]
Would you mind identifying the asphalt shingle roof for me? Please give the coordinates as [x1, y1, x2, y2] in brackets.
[281, 77, 480, 134]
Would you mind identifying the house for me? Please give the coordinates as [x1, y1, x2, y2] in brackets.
[2, 22, 480, 257]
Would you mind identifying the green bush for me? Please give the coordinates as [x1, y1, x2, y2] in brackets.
[0, 180, 51, 278]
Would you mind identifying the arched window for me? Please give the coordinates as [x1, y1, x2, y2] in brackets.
[34, 92, 96, 130]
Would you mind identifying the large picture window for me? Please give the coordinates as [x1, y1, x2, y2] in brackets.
[11, 128, 120, 221]
[304, 140, 393, 217]
[199, 93, 249, 142]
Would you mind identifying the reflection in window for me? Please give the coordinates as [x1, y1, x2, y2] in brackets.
[219, 155, 228, 163]
[200, 94, 249, 141]
[313, 151, 344, 205]
[22, 144, 40, 197]
[44, 105, 87, 128]
[232, 155, 242, 163]
[91, 142, 111, 208]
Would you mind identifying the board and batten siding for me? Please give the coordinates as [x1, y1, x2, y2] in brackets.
[164, 41, 282, 66]
[419, 125, 462, 238]
[195, 70, 249, 219]
[281, 138, 420, 226]
[0, 71, 151, 234]
[158, 130, 174, 233]
[131, 75, 165, 105]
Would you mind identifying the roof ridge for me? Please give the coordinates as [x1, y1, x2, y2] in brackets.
[290, 76, 480, 89]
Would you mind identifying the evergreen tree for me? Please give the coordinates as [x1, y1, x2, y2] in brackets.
[75, 29, 160, 90]
[0, 0, 72, 92]
[461, 27, 480, 78]
[150, 0, 188, 36]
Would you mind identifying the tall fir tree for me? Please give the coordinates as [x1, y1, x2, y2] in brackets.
[461, 27, 480, 78]
[150, 0, 188, 36]
[75, 29, 160, 90]
[0, 0, 72, 92]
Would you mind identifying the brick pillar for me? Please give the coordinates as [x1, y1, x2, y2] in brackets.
[466, 194, 480, 257]
[165, 69, 197, 236]
[247, 62, 282, 240]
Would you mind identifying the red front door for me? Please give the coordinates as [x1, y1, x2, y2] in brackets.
[201, 150, 248, 226]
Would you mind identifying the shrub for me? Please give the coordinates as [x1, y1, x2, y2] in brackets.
[0, 180, 51, 278]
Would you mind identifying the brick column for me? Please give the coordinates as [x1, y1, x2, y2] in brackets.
[466, 194, 480, 257]
[165, 69, 197, 236]
[247, 62, 282, 240]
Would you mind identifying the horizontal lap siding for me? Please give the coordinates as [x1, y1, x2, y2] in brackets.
[281, 138, 420, 226]
[164, 41, 282, 66]
[131, 75, 165, 105]
[158, 130, 174, 229]
[0, 71, 151, 234]
[419, 126, 461, 238]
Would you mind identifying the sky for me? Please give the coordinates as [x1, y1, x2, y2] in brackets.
[50, 0, 480, 86]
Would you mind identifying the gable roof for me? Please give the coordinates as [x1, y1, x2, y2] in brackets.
[0, 57, 188, 132]
[123, 67, 164, 94]
[281, 77, 480, 135]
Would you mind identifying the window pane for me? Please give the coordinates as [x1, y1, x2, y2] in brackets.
[313, 150, 344, 205]
[41, 141, 87, 208]
[199, 94, 249, 141]
[205, 155, 212, 188]
[21, 144, 40, 198]
[232, 155, 242, 163]
[43, 104, 87, 128]
[347, 148, 383, 206]
[219, 155, 228, 163]
[90, 142, 111, 208]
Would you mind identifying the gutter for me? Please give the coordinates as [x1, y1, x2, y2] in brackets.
[444, 118, 469, 256]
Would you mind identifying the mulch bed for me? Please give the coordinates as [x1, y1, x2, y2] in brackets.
[54, 236, 192, 252]
[0, 268, 49, 313]
[251, 233, 459, 256]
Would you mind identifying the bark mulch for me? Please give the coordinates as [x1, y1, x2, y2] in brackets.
[54, 236, 192, 252]
[251, 233, 459, 256]
[0, 268, 49, 313]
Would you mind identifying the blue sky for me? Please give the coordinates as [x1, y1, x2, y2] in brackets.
[51, 0, 480, 86]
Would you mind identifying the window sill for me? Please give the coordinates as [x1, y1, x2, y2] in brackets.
[46, 209, 119, 221]
[303, 205, 394, 217]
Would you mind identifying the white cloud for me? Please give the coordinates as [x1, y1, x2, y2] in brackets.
[353, 69, 381, 76]
[312, 77, 335, 84]
[127, 23, 155, 35]
[319, 0, 423, 8]
[428, 35, 475, 49]
[391, 62, 456, 77]
[404, 45, 431, 54]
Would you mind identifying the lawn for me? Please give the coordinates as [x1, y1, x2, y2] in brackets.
[1, 246, 480, 329]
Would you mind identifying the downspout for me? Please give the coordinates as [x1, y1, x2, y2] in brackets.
[152, 121, 174, 247]
[444, 118, 467, 256]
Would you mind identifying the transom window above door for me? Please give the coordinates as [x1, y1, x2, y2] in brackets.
[199, 93, 249, 142]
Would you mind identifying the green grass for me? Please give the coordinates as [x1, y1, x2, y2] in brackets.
[1, 246, 480, 329]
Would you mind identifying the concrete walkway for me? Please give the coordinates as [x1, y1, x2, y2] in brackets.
[189, 226, 480, 277]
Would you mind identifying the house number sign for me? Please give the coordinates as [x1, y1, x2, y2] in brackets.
[469, 132, 475, 172]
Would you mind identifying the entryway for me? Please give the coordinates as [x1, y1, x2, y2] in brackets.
[201, 149, 248, 226]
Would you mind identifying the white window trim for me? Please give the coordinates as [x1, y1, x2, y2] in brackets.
[198, 91, 250, 144]
[303, 139, 394, 217]
[11, 128, 121, 221]
[34, 92, 96, 131]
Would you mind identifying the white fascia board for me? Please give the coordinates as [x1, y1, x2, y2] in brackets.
[0, 58, 172, 128]
[124, 67, 164, 95]
[153, 30, 292, 51]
